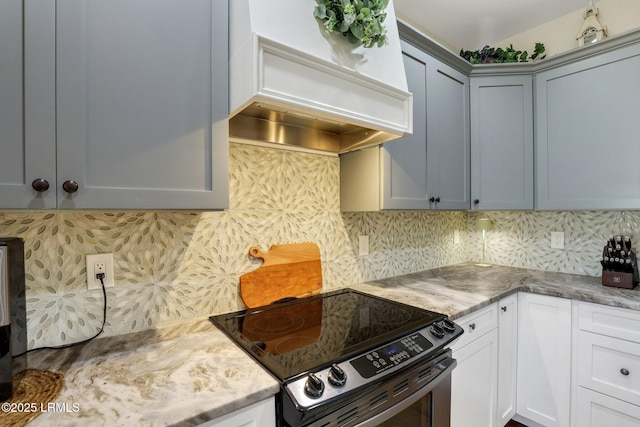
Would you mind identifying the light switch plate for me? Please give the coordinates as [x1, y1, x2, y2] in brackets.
[358, 235, 369, 256]
[550, 232, 565, 249]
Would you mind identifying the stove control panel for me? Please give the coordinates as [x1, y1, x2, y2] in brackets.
[284, 318, 463, 410]
[350, 333, 433, 378]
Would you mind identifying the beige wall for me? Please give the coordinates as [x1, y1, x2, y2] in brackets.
[494, 0, 640, 57]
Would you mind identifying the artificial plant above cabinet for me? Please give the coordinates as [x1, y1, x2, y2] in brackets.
[341, 40, 470, 211]
[535, 40, 640, 210]
[0, 0, 229, 210]
[470, 75, 534, 210]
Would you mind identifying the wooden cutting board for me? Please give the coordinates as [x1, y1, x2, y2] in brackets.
[239, 242, 322, 308]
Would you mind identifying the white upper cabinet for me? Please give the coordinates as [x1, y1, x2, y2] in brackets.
[0, 0, 229, 210]
[340, 40, 470, 211]
[535, 41, 640, 210]
[470, 76, 533, 210]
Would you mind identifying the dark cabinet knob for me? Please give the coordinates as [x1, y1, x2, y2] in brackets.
[469, 323, 476, 331]
[501, 306, 507, 312]
[430, 197, 441, 203]
[31, 178, 50, 192]
[62, 180, 79, 193]
[474, 199, 480, 205]
[621, 368, 630, 376]
[435, 197, 440, 203]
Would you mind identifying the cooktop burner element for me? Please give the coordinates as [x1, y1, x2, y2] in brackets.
[210, 289, 445, 380]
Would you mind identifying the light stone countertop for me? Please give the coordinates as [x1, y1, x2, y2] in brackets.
[24, 262, 640, 426]
[351, 262, 640, 319]
[25, 318, 280, 427]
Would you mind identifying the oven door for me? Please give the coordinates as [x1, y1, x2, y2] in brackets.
[355, 363, 452, 427]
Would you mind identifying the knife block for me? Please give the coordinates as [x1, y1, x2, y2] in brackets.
[602, 270, 637, 289]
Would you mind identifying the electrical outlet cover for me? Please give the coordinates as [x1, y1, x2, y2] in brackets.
[86, 253, 115, 290]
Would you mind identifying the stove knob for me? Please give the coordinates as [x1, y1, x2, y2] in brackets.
[328, 363, 347, 387]
[430, 323, 445, 338]
[304, 373, 325, 398]
[442, 318, 456, 333]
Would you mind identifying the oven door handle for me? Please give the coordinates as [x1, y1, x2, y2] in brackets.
[354, 356, 457, 427]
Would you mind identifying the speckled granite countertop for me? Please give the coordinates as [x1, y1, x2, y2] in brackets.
[23, 262, 640, 426]
[25, 318, 280, 427]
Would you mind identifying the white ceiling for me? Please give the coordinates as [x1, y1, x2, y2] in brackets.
[394, 0, 590, 51]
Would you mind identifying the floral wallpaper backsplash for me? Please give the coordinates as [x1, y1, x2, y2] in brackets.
[0, 142, 633, 349]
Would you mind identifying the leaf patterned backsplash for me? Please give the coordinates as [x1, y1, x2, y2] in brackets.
[0, 143, 632, 348]
[466, 210, 640, 277]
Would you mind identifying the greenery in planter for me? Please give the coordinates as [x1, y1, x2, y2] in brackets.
[460, 42, 546, 64]
[313, 0, 389, 48]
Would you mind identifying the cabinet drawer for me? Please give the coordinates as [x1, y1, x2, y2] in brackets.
[451, 304, 497, 352]
[578, 331, 640, 405]
[576, 387, 640, 427]
[579, 302, 640, 343]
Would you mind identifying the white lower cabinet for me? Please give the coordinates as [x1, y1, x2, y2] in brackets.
[200, 397, 275, 427]
[576, 302, 640, 427]
[451, 294, 640, 427]
[576, 387, 640, 427]
[497, 294, 518, 426]
[451, 304, 499, 427]
[516, 293, 572, 427]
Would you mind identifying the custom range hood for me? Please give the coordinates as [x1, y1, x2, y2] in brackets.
[229, 0, 413, 154]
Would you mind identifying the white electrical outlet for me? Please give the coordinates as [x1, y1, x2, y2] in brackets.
[86, 253, 115, 290]
[358, 235, 369, 256]
[550, 232, 565, 249]
[453, 230, 460, 244]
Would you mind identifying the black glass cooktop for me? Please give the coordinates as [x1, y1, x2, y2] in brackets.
[209, 288, 444, 381]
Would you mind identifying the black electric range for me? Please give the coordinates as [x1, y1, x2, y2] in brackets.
[210, 288, 462, 427]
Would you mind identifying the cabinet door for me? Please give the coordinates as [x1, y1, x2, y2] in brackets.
[497, 293, 518, 427]
[535, 42, 640, 210]
[576, 387, 640, 427]
[0, 0, 56, 209]
[56, 0, 229, 209]
[517, 293, 572, 427]
[451, 328, 498, 427]
[381, 41, 429, 209]
[470, 76, 533, 210]
[426, 57, 470, 210]
[200, 397, 275, 427]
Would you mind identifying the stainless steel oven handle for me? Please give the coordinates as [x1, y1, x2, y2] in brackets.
[354, 356, 457, 427]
